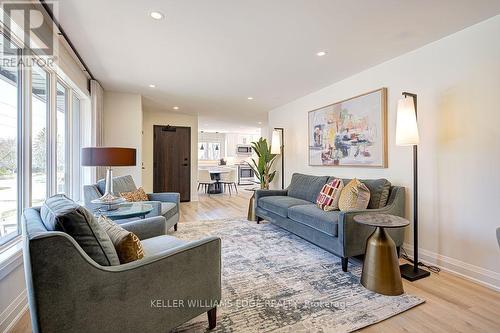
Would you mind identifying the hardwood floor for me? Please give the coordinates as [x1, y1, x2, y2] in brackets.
[11, 188, 500, 333]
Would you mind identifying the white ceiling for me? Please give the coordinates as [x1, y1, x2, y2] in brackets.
[58, 0, 500, 132]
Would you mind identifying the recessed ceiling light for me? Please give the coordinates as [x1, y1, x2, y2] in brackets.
[247, 97, 254, 100]
[150, 11, 164, 20]
[316, 51, 327, 57]
[173, 106, 179, 110]
[149, 84, 156, 88]
[258, 121, 262, 125]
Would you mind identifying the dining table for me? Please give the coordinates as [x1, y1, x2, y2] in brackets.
[208, 169, 230, 194]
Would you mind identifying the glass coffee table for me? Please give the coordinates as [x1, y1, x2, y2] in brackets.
[95, 202, 154, 221]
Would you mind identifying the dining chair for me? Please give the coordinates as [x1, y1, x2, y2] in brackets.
[198, 169, 215, 194]
[221, 169, 238, 196]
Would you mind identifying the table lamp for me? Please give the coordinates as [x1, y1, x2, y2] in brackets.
[395, 92, 430, 281]
[81, 147, 137, 203]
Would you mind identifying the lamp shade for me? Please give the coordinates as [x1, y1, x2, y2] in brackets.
[271, 129, 281, 154]
[396, 97, 419, 146]
[81, 147, 136, 167]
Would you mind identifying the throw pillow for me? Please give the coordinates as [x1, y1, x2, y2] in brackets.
[98, 216, 145, 264]
[120, 187, 149, 202]
[40, 194, 120, 266]
[316, 179, 344, 211]
[338, 179, 371, 211]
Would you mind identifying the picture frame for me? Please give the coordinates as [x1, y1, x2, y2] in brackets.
[308, 88, 387, 168]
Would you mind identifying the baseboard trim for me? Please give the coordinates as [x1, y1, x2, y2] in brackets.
[402, 243, 500, 291]
[0, 289, 28, 333]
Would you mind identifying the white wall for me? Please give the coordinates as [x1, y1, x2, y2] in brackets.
[103, 92, 143, 184]
[142, 107, 198, 202]
[268, 16, 500, 290]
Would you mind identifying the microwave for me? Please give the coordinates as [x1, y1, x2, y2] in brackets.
[236, 145, 252, 155]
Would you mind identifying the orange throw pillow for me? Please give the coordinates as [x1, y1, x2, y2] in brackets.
[120, 187, 149, 202]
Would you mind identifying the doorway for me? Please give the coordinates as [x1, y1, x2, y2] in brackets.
[153, 125, 191, 202]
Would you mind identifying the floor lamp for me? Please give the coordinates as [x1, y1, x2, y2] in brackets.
[396, 92, 430, 281]
[271, 128, 284, 189]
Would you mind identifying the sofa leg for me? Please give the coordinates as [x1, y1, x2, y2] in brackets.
[341, 257, 348, 272]
[174, 223, 178, 231]
[207, 307, 217, 330]
[256, 216, 262, 224]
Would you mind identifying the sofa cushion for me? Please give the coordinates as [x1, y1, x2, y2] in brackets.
[98, 216, 144, 264]
[258, 196, 311, 218]
[40, 195, 120, 266]
[333, 177, 391, 209]
[161, 202, 178, 220]
[362, 179, 391, 209]
[120, 187, 149, 202]
[316, 178, 344, 211]
[141, 235, 187, 256]
[338, 179, 371, 211]
[97, 175, 137, 195]
[287, 173, 329, 202]
[288, 204, 339, 236]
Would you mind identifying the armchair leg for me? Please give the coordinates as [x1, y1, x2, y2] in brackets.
[234, 183, 238, 193]
[396, 246, 401, 258]
[207, 307, 217, 330]
[341, 257, 348, 272]
[256, 216, 262, 224]
[174, 223, 178, 231]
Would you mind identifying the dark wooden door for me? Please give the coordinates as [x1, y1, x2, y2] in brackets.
[153, 125, 191, 202]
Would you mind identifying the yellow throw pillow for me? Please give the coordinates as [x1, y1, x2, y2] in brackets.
[338, 179, 371, 212]
[98, 215, 144, 264]
[120, 187, 149, 202]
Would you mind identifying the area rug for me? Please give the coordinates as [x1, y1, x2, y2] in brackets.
[170, 218, 424, 332]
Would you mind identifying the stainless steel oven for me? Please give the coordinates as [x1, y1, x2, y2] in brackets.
[238, 164, 256, 185]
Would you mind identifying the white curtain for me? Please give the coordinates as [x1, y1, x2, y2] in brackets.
[90, 80, 106, 181]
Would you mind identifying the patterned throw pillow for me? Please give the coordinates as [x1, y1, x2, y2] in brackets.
[120, 187, 149, 202]
[98, 216, 144, 264]
[338, 178, 371, 212]
[316, 179, 344, 211]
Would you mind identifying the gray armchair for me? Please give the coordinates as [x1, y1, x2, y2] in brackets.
[84, 175, 179, 231]
[22, 207, 221, 333]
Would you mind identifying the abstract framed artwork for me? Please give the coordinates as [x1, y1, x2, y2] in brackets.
[308, 88, 387, 167]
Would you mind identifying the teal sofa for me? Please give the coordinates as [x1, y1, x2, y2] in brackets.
[255, 173, 406, 272]
[22, 196, 221, 332]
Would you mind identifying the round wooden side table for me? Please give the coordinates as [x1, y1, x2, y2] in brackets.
[354, 213, 409, 296]
[245, 187, 259, 221]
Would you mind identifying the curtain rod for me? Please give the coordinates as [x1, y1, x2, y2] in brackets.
[39, 0, 96, 80]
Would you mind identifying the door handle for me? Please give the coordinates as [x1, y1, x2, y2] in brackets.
[182, 163, 188, 166]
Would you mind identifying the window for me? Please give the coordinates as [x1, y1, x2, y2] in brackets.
[31, 65, 48, 206]
[71, 94, 82, 201]
[0, 33, 90, 246]
[0, 34, 20, 244]
[56, 82, 67, 194]
[198, 142, 221, 160]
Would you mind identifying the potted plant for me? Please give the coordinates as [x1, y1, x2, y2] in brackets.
[249, 137, 278, 189]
